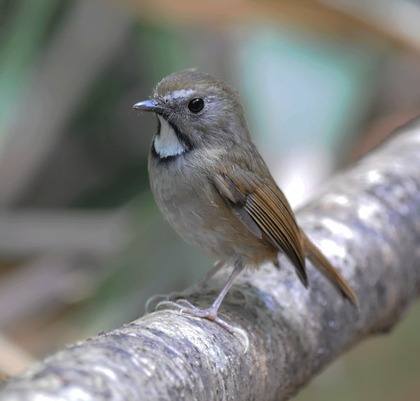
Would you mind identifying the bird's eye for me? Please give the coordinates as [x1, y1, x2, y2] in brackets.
[188, 98, 204, 113]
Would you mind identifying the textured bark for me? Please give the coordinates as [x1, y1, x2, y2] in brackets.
[2, 118, 420, 401]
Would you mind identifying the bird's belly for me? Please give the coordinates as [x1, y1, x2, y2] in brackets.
[149, 164, 272, 264]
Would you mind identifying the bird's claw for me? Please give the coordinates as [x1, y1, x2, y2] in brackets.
[155, 299, 250, 353]
[154, 298, 197, 312]
[145, 292, 193, 313]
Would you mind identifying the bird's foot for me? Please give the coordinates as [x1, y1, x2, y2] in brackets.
[155, 298, 249, 352]
[145, 291, 193, 314]
[155, 298, 216, 319]
[145, 280, 215, 313]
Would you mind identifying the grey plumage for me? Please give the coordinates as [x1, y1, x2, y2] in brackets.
[134, 70, 357, 326]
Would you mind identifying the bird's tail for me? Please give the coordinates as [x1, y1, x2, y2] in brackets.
[302, 232, 358, 306]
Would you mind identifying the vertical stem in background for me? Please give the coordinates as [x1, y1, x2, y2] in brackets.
[0, 0, 59, 135]
[0, 0, 133, 206]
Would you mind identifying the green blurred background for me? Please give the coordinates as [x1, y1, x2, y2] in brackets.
[0, 0, 419, 399]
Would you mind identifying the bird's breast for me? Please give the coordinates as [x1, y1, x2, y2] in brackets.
[148, 153, 274, 264]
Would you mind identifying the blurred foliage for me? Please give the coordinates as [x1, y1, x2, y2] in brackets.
[0, 0, 62, 133]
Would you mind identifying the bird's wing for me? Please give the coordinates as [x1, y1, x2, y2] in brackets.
[212, 168, 308, 286]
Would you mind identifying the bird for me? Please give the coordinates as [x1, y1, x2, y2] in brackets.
[133, 69, 357, 329]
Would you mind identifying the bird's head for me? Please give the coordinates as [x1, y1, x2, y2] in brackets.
[133, 70, 249, 159]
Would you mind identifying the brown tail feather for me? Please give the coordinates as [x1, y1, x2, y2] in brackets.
[302, 232, 358, 306]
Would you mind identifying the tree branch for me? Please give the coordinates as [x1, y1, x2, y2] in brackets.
[2, 118, 420, 401]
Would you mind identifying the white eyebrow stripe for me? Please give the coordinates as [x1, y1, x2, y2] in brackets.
[164, 89, 195, 100]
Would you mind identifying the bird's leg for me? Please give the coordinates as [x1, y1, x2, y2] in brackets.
[200, 261, 244, 320]
[156, 261, 249, 351]
[156, 261, 244, 325]
[145, 260, 225, 313]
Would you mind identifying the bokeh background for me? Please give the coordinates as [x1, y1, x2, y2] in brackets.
[1, 0, 419, 399]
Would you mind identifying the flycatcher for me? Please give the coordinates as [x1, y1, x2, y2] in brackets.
[133, 70, 357, 329]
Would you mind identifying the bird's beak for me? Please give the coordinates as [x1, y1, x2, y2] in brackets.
[132, 99, 164, 114]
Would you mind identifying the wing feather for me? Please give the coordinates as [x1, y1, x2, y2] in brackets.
[212, 169, 308, 286]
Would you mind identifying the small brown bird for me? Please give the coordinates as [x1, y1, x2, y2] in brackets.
[133, 70, 357, 327]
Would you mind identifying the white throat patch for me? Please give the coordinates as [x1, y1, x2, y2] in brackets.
[154, 116, 186, 158]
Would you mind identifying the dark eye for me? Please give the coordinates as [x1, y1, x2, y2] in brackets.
[188, 98, 204, 113]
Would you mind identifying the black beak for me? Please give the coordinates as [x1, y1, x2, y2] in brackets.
[132, 99, 164, 114]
